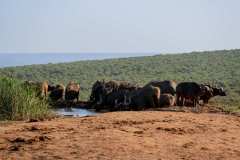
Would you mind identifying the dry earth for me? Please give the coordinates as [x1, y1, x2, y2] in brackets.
[0, 111, 240, 160]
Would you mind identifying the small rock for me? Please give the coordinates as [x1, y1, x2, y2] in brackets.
[28, 119, 39, 123]
[8, 145, 20, 151]
[10, 137, 26, 143]
[134, 130, 143, 134]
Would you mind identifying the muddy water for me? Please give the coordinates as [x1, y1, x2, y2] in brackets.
[53, 108, 97, 117]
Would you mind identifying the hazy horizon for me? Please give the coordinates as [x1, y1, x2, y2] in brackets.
[1, 48, 239, 68]
[0, 52, 157, 68]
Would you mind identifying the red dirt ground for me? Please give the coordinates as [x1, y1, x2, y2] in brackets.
[0, 111, 240, 160]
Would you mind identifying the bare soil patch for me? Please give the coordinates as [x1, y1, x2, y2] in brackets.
[0, 111, 240, 160]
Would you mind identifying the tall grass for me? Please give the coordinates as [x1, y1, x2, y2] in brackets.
[0, 77, 50, 120]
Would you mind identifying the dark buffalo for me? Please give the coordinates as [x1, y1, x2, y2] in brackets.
[89, 80, 139, 108]
[48, 84, 65, 101]
[145, 80, 177, 95]
[159, 94, 175, 107]
[48, 84, 55, 92]
[65, 81, 80, 102]
[90, 80, 102, 103]
[129, 85, 160, 110]
[176, 82, 205, 107]
[212, 87, 226, 96]
[104, 80, 120, 93]
[105, 89, 132, 111]
[102, 80, 139, 94]
[89, 80, 108, 106]
[200, 85, 226, 104]
[118, 81, 140, 91]
[105, 81, 140, 107]
[199, 85, 213, 104]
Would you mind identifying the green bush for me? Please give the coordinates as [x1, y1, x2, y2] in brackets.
[0, 77, 50, 120]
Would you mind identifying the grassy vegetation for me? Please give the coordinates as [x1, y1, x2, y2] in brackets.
[0, 77, 50, 120]
[0, 49, 239, 112]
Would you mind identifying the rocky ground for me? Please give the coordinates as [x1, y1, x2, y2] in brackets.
[0, 109, 240, 160]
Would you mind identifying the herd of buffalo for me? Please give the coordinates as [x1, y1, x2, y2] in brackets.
[24, 79, 226, 111]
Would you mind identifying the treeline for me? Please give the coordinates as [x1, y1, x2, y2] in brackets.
[0, 49, 240, 112]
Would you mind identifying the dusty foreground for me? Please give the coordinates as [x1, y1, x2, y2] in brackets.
[0, 111, 240, 160]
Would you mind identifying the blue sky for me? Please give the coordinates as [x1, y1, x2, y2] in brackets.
[0, 0, 239, 54]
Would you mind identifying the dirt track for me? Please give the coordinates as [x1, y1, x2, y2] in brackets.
[0, 111, 240, 160]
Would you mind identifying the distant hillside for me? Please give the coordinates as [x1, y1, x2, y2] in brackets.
[0, 49, 240, 112]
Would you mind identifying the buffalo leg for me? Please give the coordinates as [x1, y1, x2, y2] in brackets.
[153, 95, 159, 108]
[193, 98, 196, 108]
[150, 97, 156, 108]
[182, 97, 185, 107]
[176, 94, 180, 106]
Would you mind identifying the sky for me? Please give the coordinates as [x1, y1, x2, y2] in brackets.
[0, 0, 240, 54]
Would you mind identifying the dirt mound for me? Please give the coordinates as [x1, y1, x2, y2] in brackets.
[0, 111, 240, 160]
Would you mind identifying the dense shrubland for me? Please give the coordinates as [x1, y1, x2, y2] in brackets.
[0, 77, 50, 120]
[0, 49, 239, 112]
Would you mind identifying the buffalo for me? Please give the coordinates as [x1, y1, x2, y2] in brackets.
[90, 80, 163, 110]
[89, 80, 108, 106]
[129, 85, 160, 110]
[105, 89, 132, 111]
[48, 84, 65, 101]
[89, 80, 141, 110]
[159, 94, 176, 107]
[24, 80, 48, 98]
[90, 80, 115, 107]
[145, 80, 177, 95]
[200, 85, 226, 104]
[176, 82, 205, 107]
[65, 81, 80, 102]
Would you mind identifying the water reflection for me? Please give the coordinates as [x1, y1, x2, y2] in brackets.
[53, 108, 96, 117]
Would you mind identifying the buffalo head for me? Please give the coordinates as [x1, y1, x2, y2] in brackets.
[213, 87, 226, 96]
